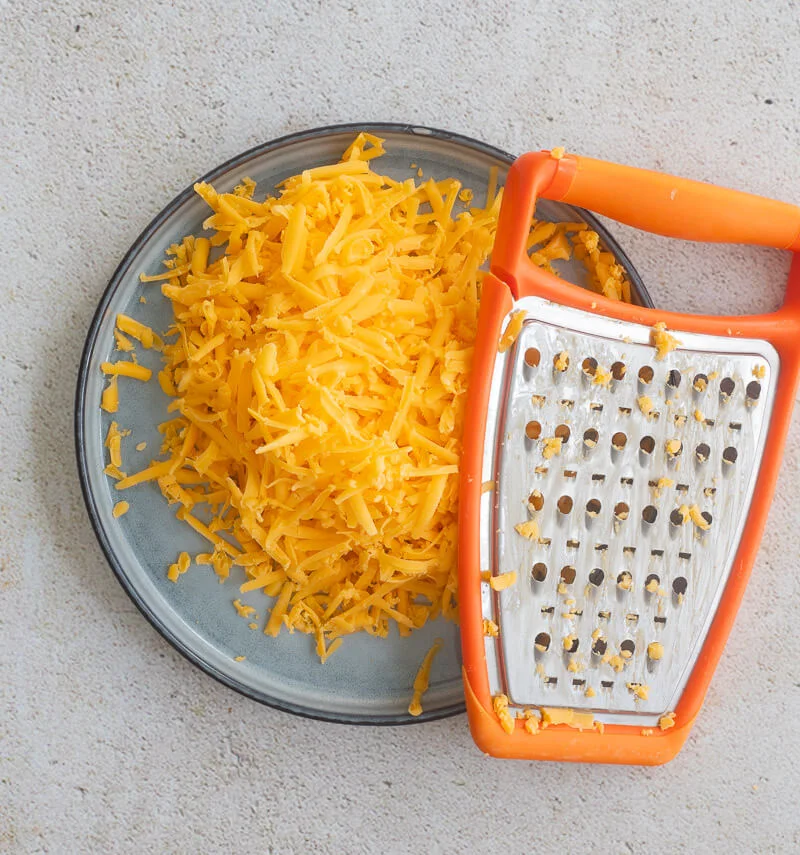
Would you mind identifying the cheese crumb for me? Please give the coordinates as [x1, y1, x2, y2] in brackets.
[483, 618, 499, 637]
[638, 395, 654, 416]
[233, 598, 256, 619]
[585, 686, 596, 698]
[234, 655, 246, 662]
[648, 642, 665, 661]
[689, 504, 710, 530]
[522, 709, 540, 734]
[693, 409, 704, 422]
[627, 682, 649, 701]
[562, 634, 578, 651]
[651, 321, 681, 360]
[514, 519, 540, 540]
[608, 655, 625, 672]
[408, 637, 443, 717]
[551, 146, 566, 160]
[665, 438, 682, 457]
[554, 350, 570, 372]
[542, 437, 563, 459]
[458, 188, 474, 203]
[498, 310, 526, 353]
[493, 694, 515, 734]
[592, 365, 612, 387]
[488, 572, 517, 592]
[659, 711, 677, 731]
[481, 480, 496, 493]
[112, 501, 129, 518]
[135, 441, 147, 451]
[752, 364, 766, 379]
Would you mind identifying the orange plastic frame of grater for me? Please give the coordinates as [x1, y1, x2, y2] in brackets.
[459, 151, 800, 765]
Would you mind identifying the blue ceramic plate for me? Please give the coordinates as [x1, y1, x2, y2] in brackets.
[75, 124, 650, 724]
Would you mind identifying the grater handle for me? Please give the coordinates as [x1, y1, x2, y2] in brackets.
[541, 152, 800, 251]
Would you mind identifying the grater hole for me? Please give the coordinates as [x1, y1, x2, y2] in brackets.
[582, 356, 598, 377]
[674, 414, 688, 428]
[557, 495, 574, 515]
[645, 573, 660, 592]
[534, 631, 551, 652]
[670, 508, 686, 526]
[593, 638, 608, 656]
[586, 498, 602, 517]
[620, 477, 633, 487]
[620, 640, 636, 658]
[623, 545, 637, 555]
[583, 428, 599, 448]
[560, 565, 577, 585]
[617, 571, 633, 591]
[626, 613, 639, 624]
[611, 361, 627, 381]
[545, 676, 558, 686]
[524, 347, 541, 368]
[592, 473, 607, 483]
[611, 431, 628, 450]
[566, 538, 580, 549]
[642, 505, 658, 524]
[729, 421, 742, 431]
[588, 568, 605, 587]
[529, 490, 545, 511]
[722, 446, 738, 465]
[572, 679, 586, 687]
[598, 609, 611, 620]
[666, 369, 682, 389]
[695, 442, 711, 462]
[541, 605, 555, 615]
[638, 365, 654, 385]
[701, 511, 713, 528]
[531, 394, 547, 407]
[563, 635, 579, 653]
[532, 562, 548, 582]
[555, 424, 571, 444]
[640, 435, 655, 455]
[554, 351, 570, 372]
[673, 577, 688, 596]
[560, 399, 575, 409]
[618, 406, 632, 416]
[665, 439, 683, 458]
[679, 551, 692, 560]
[563, 470, 577, 480]
[601, 680, 614, 688]
[746, 380, 761, 401]
[693, 373, 708, 393]
[720, 377, 735, 398]
[614, 502, 630, 521]
[654, 615, 668, 625]
[526, 420, 542, 440]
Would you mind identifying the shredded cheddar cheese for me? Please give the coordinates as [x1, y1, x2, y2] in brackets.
[541, 437, 562, 459]
[483, 618, 499, 637]
[112, 500, 129, 518]
[514, 519, 540, 540]
[651, 321, 681, 360]
[106, 133, 634, 661]
[408, 637, 443, 716]
[493, 693, 515, 734]
[498, 310, 526, 353]
[488, 572, 517, 592]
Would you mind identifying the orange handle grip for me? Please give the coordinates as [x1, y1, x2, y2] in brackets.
[544, 153, 800, 251]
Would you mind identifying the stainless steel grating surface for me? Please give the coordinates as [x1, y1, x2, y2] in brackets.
[479, 296, 778, 726]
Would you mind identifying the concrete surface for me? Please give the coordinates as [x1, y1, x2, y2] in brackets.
[2, 1, 799, 852]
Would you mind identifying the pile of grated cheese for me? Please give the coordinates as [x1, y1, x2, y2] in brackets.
[103, 133, 632, 663]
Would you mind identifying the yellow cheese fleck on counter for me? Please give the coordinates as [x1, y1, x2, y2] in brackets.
[408, 637, 443, 717]
[112, 501, 129, 519]
[651, 321, 681, 360]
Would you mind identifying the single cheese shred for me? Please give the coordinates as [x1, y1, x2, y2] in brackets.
[408, 637, 443, 716]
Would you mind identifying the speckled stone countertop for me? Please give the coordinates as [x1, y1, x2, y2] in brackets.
[2, 2, 799, 852]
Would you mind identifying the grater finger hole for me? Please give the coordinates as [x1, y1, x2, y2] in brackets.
[560, 565, 577, 585]
[641, 505, 658, 524]
[720, 377, 735, 399]
[555, 424, 571, 444]
[524, 347, 541, 368]
[746, 380, 761, 401]
[614, 502, 630, 521]
[645, 573, 660, 592]
[695, 442, 710, 463]
[722, 446, 738, 465]
[617, 571, 633, 591]
[553, 351, 570, 372]
[670, 508, 686, 527]
[562, 635, 579, 653]
[526, 420, 542, 440]
[532, 562, 548, 582]
[620, 639, 636, 658]
[528, 490, 545, 511]
[639, 435, 655, 456]
[583, 428, 599, 448]
[586, 498, 602, 517]
[693, 373, 708, 393]
[588, 568, 605, 587]
[638, 365, 654, 385]
[557, 495, 574, 515]
[592, 637, 608, 656]
[611, 360, 627, 381]
[611, 431, 628, 451]
[672, 576, 688, 596]
[666, 369, 682, 389]
[582, 357, 598, 377]
[534, 631, 551, 652]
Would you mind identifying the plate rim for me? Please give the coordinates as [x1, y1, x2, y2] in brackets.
[74, 121, 652, 726]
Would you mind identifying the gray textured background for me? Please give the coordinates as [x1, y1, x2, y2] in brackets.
[2, 1, 799, 852]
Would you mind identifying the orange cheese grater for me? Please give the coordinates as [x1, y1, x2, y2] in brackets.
[459, 151, 800, 764]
